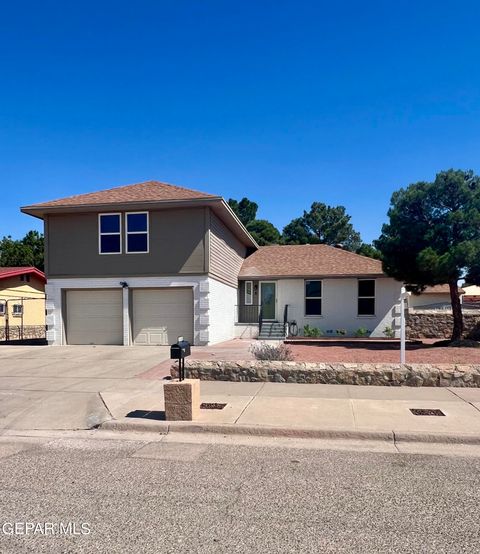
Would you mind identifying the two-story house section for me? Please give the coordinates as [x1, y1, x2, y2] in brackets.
[21, 181, 258, 346]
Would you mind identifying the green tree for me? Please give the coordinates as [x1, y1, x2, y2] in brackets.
[282, 217, 314, 245]
[246, 219, 281, 246]
[0, 231, 44, 271]
[228, 197, 258, 226]
[356, 243, 382, 260]
[282, 203, 362, 251]
[375, 169, 480, 341]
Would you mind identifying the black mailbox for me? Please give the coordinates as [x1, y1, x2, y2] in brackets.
[170, 339, 191, 381]
[170, 340, 191, 360]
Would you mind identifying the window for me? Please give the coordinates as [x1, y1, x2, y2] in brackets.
[305, 280, 322, 316]
[245, 281, 253, 305]
[99, 213, 121, 254]
[20, 274, 30, 282]
[358, 279, 375, 316]
[0, 303, 5, 316]
[126, 212, 149, 253]
[12, 304, 23, 317]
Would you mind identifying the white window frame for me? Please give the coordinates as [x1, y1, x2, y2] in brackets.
[98, 213, 122, 255]
[244, 281, 253, 305]
[12, 304, 23, 317]
[0, 303, 5, 316]
[125, 212, 149, 254]
[305, 279, 322, 317]
[358, 279, 376, 317]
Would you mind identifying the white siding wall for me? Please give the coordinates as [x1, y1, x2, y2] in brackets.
[46, 275, 237, 347]
[207, 277, 237, 344]
[277, 277, 402, 338]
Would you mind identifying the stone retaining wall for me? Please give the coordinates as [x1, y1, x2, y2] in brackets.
[406, 310, 480, 339]
[171, 360, 480, 387]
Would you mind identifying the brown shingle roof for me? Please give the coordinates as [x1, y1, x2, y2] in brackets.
[25, 180, 217, 208]
[422, 285, 465, 294]
[239, 244, 384, 279]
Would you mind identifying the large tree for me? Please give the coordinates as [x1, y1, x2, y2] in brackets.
[246, 219, 281, 246]
[0, 231, 44, 271]
[375, 169, 480, 341]
[282, 202, 362, 251]
[228, 197, 258, 226]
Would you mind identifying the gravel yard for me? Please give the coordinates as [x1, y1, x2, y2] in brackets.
[288, 341, 480, 364]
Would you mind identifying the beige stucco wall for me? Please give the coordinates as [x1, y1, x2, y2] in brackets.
[0, 276, 46, 327]
[409, 292, 451, 308]
[275, 277, 402, 338]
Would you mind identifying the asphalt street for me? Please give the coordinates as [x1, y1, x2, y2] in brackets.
[0, 432, 479, 553]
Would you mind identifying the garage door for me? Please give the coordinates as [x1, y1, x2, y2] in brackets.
[66, 289, 123, 345]
[132, 288, 193, 345]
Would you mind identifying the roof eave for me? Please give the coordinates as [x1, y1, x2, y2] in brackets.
[238, 273, 387, 280]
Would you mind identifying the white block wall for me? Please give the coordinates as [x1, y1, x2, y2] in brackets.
[207, 277, 237, 344]
[277, 277, 402, 338]
[45, 275, 238, 346]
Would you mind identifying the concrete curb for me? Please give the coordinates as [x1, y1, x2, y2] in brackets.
[99, 418, 480, 445]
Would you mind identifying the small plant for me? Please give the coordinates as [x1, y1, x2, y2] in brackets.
[303, 324, 323, 338]
[250, 342, 295, 361]
[383, 325, 395, 338]
[336, 328, 347, 336]
[355, 327, 370, 337]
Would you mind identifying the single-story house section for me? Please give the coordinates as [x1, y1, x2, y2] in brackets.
[21, 179, 405, 345]
[236, 244, 403, 339]
[408, 285, 464, 310]
[463, 285, 480, 304]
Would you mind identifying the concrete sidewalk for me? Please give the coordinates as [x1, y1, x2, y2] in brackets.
[100, 381, 480, 444]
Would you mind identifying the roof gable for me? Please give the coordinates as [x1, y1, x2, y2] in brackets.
[0, 267, 46, 283]
[239, 244, 384, 279]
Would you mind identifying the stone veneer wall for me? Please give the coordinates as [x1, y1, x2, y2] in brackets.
[406, 310, 480, 339]
[172, 360, 480, 387]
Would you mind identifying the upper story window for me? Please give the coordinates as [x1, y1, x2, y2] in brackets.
[358, 279, 375, 316]
[126, 212, 149, 254]
[245, 281, 253, 305]
[20, 274, 30, 282]
[99, 213, 122, 254]
[12, 304, 23, 316]
[305, 280, 322, 316]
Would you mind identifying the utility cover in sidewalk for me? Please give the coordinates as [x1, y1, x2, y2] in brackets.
[200, 403, 227, 410]
[410, 409, 445, 416]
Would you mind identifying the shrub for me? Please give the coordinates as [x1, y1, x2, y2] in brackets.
[354, 327, 370, 337]
[250, 342, 295, 361]
[336, 328, 347, 336]
[303, 324, 323, 338]
[383, 326, 395, 338]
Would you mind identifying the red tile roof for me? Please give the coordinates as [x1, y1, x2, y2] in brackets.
[0, 267, 46, 283]
[239, 244, 385, 279]
[24, 180, 218, 209]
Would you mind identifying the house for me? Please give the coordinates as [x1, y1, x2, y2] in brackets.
[21, 180, 403, 346]
[0, 267, 46, 340]
[236, 244, 402, 338]
[462, 285, 480, 304]
[408, 285, 464, 310]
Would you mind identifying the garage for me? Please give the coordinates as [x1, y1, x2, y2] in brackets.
[66, 289, 123, 345]
[132, 288, 193, 345]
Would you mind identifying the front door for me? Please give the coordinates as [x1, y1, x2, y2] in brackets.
[260, 282, 276, 320]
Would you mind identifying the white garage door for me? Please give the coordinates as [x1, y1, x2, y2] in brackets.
[66, 289, 123, 345]
[132, 288, 193, 345]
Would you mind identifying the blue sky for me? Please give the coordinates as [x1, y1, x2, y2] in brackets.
[1, 1, 480, 243]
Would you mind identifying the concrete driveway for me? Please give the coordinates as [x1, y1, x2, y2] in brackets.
[0, 345, 170, 431]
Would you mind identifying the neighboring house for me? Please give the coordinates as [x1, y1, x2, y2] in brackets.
[0, 267, 46, 339]
[462, 285, 480, 304]
[236, 244, 402, 338]
[408, 285, 464, 310]
[22, 180, 403, 346]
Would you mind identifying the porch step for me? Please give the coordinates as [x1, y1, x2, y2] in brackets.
[258, 322, 286, 340]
